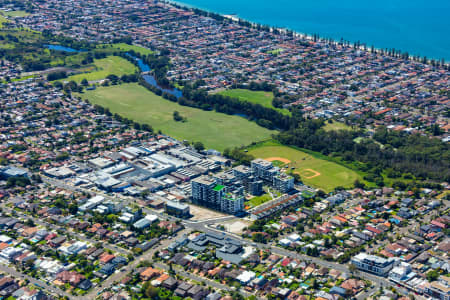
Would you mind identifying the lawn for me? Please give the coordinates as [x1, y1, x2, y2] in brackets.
[217, 89, 290, 115]
[323, 121, 352, 131]
[254, 264, 267, 273]
[247, 187, 281, 207]
[1, 10, 29, 17]
[247, 140, 362, 192]
[267, 48, 284, 55]
[3, 74, 36, 83]
[78, 83, 275, 151]
[67, 56, 138, 82]
[437, 191, 449, 200]
[0, 15, 8, 28]
[0, 41, 14, 49]
[247, 193, 272, 207]
[98, 43, 155, 56]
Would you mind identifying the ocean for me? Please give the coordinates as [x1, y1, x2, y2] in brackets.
[172, 0, 450, 61]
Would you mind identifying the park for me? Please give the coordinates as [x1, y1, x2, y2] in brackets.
[216, 88, 290, 115]
[248, 141, 362, 192]
[78, 83, 275, 151]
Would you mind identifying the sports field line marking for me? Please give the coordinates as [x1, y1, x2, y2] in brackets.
[301, 168, 321, 179]
[265, 157, 291, 164]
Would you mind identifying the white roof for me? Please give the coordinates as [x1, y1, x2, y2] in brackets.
[89, 195, 105, 203]
[237, 271, 256, 283]
[279, 238, 291, 246]
[145, 215, 159, 222]
[288, 233, 301, 242]
[89, 157, 113, 168]
[0, 234, 12, 243]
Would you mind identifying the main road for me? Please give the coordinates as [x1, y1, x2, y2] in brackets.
[85, 228, 253, 299]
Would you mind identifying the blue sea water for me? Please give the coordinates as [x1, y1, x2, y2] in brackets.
[173, 0, 450, 61]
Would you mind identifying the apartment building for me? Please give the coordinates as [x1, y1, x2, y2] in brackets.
[351, 253, 395, 276]
[190, 175, 243, 214]
[273, 174, 294, 193]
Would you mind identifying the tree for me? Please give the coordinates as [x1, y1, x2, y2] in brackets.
[349, 263, 357, 274]
[193, 141, 205, 151]
[312, 278, 319, 289]
[141, 123, 153, 133]
[173, 110, 182, 121]
[354, 179, 365, 189]
[68, 203, 78, 214]
[292, 172, 302, 183]
[106, 74, 119, 85]
[6, 176, 30, 188]
[252, 232, 267, 243]
[173, 111, 186, 122]
[31, 174, 42, 183]
[53, 81, 63, 89]
[47, 71, 67, 81]
[81, 78, 89, 86]
[426, 269, 440, 281]
[133, 122, 141, 130]
[143, 282, 158, 298]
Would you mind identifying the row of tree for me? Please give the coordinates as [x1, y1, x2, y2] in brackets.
[179, 84, 291, 130]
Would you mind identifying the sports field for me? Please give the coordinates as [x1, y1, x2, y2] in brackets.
[217, 89, 290, 115]
[67, 56, 137, 82]
[98, 43, 155, 56]
[78, 83, 275, 151]
[248, 141, 362, 192]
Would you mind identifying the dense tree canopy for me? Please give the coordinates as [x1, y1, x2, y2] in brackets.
[276, 122, 450, 182]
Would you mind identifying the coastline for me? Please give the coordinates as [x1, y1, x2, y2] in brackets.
[166, 0, 313, 40]
[166, 0, 449, 63]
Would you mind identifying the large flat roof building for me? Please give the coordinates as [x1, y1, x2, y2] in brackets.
[187, 233, 246, 264]
[0, 166, 28, 179]
[165, 200, 190, 218]
[351, 253, 395, 276]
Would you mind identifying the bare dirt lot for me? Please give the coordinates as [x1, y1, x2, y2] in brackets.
[223, 219, 253, 234]
[188, 204, 227, 221]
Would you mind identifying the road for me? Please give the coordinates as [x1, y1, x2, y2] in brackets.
[42, 176, 421, 299]
[0, 203, 130, 256]
[84, 228, 256, 299]
[356, 284, 378, 300]
[187, 223, 410, 298]
[86, 231, 181, 297]
[153, 262, 253, 298]
[0, 263, 82, 299]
